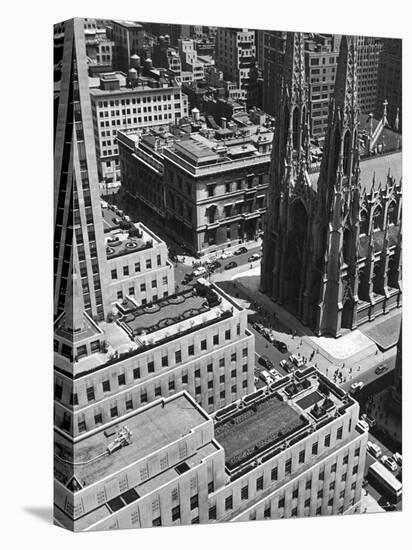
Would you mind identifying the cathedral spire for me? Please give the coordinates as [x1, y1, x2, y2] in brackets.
[63, 267, 86, 333]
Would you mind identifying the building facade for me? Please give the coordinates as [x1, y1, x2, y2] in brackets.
[54, 18, 110, 321]
[215, 28, 259, 106]
[261, 33, 402, 337]
[376, 38, 402, 130]
[54, 366, 368, 530]
[89, 70, 188, 185]
[357, 36, 383, 115]
[111, 20, 144, 72]
[54, 276, 255, 438]
[119, 124, 273, 255]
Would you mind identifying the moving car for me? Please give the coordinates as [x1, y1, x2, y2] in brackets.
[381, 455, 398, 472]
[220, 250, 234, 259]
[224, 261, 238, 270]
[375, 364, 389, 375]
[193, 266, 207, 277]
[210, 260, 221, 270]
[367, 441, 382, 459]
[248, 253, 261, 262]
[234, 246, 248, 255]
[350, 381, 364, 393]
[252, 322, 265, 334]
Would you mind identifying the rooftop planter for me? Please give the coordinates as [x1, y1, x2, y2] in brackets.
[284, 378, 311, 398]
[310, 397, 335, 419]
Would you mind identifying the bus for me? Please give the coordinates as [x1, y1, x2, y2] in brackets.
[368, 461, 402, 503]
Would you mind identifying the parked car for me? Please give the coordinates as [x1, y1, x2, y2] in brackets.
[210, 260, 222, 270]
[248, 253, 261, 262]
[269, 368, 282, 381]
[259, 370, 273, 385]
[393, 453, 402, 466]
[224, 261, 238, 270]
[264, 330, 276, 344]
[279, 359, 291, 372]
[258, 355, 272, 369]
[350, 381, 364, 393]
[358, 420, 369, 432]
[252, 322, 265, 334]
[289, 354, 304, 368]
[367, 441, 382, 459]
[362, 413, 376, 428]
[274, 340, 288, 353]
[381, 455, 398, 472]
[375, 364, 389, 375]
[234, 246, 248, 256]
[220, 250, 234, 259]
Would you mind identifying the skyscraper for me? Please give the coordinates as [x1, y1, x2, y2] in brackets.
[54, 18, 110, 321]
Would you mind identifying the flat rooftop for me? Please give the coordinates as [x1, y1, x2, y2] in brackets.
[214, 367, 354, 473]
[119, 288, 209, 336]
[54, 393, 208, 488]
[215, 394, 305, 470]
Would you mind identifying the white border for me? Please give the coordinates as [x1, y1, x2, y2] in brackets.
[1, 0, 410, 548]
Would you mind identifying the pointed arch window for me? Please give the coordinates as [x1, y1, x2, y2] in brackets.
[343, 131, 351, 176]
[373, 206, 382, 231]
[292, 107, 299, 151]
[387, 202, 397, 226]
[359, 210, 368, 235]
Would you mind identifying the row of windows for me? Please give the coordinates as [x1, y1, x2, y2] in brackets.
[55, 337, 246, 405]
[97, 95, 178, 108]
[110, 255, 162, 279]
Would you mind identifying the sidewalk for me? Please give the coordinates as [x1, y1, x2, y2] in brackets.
[177, 239, 262, 267]
[231, 265, 397, 385]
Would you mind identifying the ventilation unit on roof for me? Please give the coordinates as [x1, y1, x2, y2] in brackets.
[107, 426, 132, 454]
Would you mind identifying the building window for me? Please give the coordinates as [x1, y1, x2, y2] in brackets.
[111, 269, 117, 280]
[190, 494, 199, 510]
[168, 379, 175, 391]
[171, 506, 180, 522]
[146, 259, 152, 269]
[316, 506, 322, 515]
[140, 283, 146, 292]
[225, 495, 233, 510]
[118, 373, 126, 386]
[292, 488, 299, 499]
[331, 463, 337, 473]
[242, 348, 248, 357]
[271, 467, 278, 481]
[191, 516, 199, 524]
[291, 507, 298, 517]
[278, 497, 285, 508]
[256, 476, 264, 491]
[207, 363, 213, 372]
[125, 399, 133, 410]
[337, 427, 343, 440]
[219, 358, 225, 367]
[317, 489, 323, 499]
[123, 266, 129, 276]
[306, 479, 312, 490]
[188, 344, 195, 356]
[225, 329, 231, 340]
[324, 434, 331, 447]
[86, 386, 95, 402]
[208, 505, 217, 520]
[152, 517, 162, 527]
[148, 361, 155, 373]
[299, 450, 305, 463]
[329, 481, 335, 491]
[208, 396, 214, 405]
[117, 290, 123, 300]
[241, 485, 249, 500]
[110, 405, 118, 418]
[135, 262, 141, 272]
[94, 412, 102, 425]
[354, 447, 360, 457]
[133, 367, 140, 379]
[102, 380, 111, 392]
[208, 481, 214, 494]
[155, 386, 161, 397]
[319, 470, 325, 481]
[285, 459, 292, 475]
[175, 350, 182, 364]
[201, 339, 207, 350]
[182, 373, 188, 384]
[343, 454, 349, 465]
[352, 465, 358, 475]
[213, 334, 219, 345]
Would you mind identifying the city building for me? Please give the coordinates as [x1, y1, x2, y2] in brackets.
[119, 121, 273, 255]
[376, 38, 402, 130]
[261, 33, 402, 337]
[357, 36, 383, 115]
[54, 276, 254, 438]
[261, 30, 287, 118]
[304, 34, 340, 143]
[54, 365, 368, 530]
[84, 19, 114, 75]
[111, 20, 144, 72]
[54, 18, 110, 321]
[215, 28, 259, 106]
[89, 68, 188, 185]
[152, 37, 182, 78]
[178, 38, 206, 81]
[101, 203, 175, 304]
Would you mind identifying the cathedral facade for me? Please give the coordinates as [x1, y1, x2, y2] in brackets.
[261, 33, 402, 338]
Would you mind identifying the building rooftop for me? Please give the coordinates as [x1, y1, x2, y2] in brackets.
[309, 151, 402, 192]
[214, 366, 355, 475]
[54, 393, 209, 488]
[55, 281, 240, 378]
